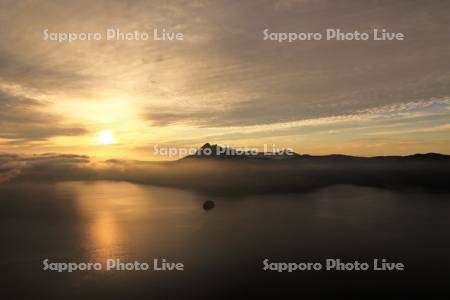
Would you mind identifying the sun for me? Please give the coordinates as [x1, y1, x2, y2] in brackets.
[97, 130, 116, 145]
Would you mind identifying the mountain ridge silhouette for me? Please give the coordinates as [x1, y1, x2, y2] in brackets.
[182, 142, 449, 161]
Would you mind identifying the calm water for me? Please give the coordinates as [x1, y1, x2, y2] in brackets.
[1, 181, 449, 298]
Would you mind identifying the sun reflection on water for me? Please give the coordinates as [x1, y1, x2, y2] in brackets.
[70, 181, 151, 262]
[89, 211, 119, 261]
[62, 180, 201, 264]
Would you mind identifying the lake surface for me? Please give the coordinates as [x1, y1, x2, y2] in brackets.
[1, 181, 449, 298]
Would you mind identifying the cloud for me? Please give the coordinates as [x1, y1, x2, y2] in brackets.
[0, 0, 449, 156]
[0, 49, 93, 93]
[140, 0, 450, 127]
[0, 153, 91, 183]
[3, 0, 450, 129]
[148, 99, 450, 152]
[0, 90, 87, 141]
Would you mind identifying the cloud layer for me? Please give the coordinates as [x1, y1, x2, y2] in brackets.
[0, 0, 449, 156]
[0, 90, 87, 141]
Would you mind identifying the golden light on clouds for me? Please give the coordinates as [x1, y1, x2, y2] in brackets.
[0, 1, 449, 159]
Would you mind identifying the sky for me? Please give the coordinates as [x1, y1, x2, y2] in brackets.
[0, 0, 449, 160]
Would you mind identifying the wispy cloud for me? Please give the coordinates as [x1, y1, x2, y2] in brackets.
[0, 0, 449, 156]
[0, 89, 88, 141]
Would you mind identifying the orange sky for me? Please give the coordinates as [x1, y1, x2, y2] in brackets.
[0, 0, 450, 160]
